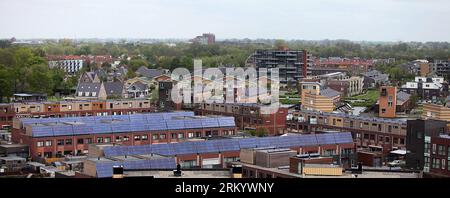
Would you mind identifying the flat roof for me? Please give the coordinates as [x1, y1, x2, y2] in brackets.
[20, 112, 236, 137]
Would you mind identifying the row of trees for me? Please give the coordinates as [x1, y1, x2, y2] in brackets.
[0, 47, 77, 102]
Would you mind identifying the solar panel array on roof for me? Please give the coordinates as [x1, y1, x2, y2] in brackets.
[201, 118, 219, 128]
[316, 133, 336, 145]
[184, 119, 203, 129]
[22, 112, 235, 137]
[218, 117, 235, 127]
[103, 132, 354, 157]
[96, 158, 176, 178]
[166, 119, 185, 130]
[195, 141, 219, 154]
[32, 126, 54, 137]
[334, 132, 353, 144]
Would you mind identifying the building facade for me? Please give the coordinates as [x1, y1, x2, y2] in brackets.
[326, 76, 364, 97]
[379, 86, 397, 118]
[194, 103, 288, 136]
[0, 99, 154, 129]
[286, 110, 408, 151]
[405, 119, 447, 172]
[11, 112, 237, 159]
[245, 49, 312, 84]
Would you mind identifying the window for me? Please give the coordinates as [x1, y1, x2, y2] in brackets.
[104, 137, 111, 143]
[364, 134, 369, 140]
[438, 145, 445, 156]
[432, 144, 437, 154]
[141, 135, 148, 140]
[171, 133, 177, 139]
[92, 92, 97, 97]
[160, 134, 166, 140]
[323, 149, 336, 157]
[442, 159, 446, 170]
[350, 121, 353, 128]
[378, 136, 383, 143]
[115, 136, 122, 142]
[123, 136, 129, 141]
[85, 138, 93, 144]
[385, 137, 390, 144]
[393, 138, 398, 145]
[448, 160, 450, 171]
[178, 133, 185, 139]
[96, 137, 103, 143]
[65, 139, 72, 145]
[134, 135, 141, 141]
[77, 138, 84, 144]
[152, 134, 158, 140]
[195, 132, 202, 138]
[424, 157, 430, 168]
[388, 125, 392, 132]
[400, 138, 405, 145]
[424, 143, 431, 154]
[45, 140, 52, 147]
[37, 141, 44, 147]
[57, 139, 64, 146]
[188, 132, 194, 138]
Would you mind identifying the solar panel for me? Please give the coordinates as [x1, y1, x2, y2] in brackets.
[316, 133, 336, 145]
[52, 125, 74, 136]
[216, 139, 240, 152]
[96, 161, 122, 178]
[257, 136, 279, 148]
[124, 160, 147, 170]
[171, 141, 198, 155]
[195, 141, 219, 153]
[238, 138, 259, 149]
[127, 145, 148, 156]
[146, 121, 167, 131]
[150, 143, 175, 156]
[201, 118, 219, 128]
[128, 124, 148, 132]
[166, 119, 185, 130]
[72, 125, 93, 135]
[184, 119, 203, 129]
[32, 126, 54, 137]
[333, 132, 353, 144]
[295, 134, 318, 146]
[149, 158, 176, 169]
[92, 124, 113, 134]
[276, 136, 299, 148]
[217, 117, 235, 127]
[111, 124, 132, 133]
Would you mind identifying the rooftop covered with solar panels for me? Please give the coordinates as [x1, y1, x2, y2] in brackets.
[86, 156, 177, 178]
[101, 132, 354, 158]
[17, 111, 236, 137]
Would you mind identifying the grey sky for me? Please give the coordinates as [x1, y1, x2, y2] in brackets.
[1, 0, 449, 42]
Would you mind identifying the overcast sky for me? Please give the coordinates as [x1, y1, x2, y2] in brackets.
[1, 0, 449, 42]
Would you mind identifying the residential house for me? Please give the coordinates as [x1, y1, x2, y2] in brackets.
[362, 70, 389, 89]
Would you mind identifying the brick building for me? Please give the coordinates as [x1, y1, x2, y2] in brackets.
[379, 86, 397, 118]
[86, 132, 355, 178]
[11, 111, 236, 159]
[286, 110, 407, 151]
[194, 103, 288, 135]
[0, 99, 154, 129]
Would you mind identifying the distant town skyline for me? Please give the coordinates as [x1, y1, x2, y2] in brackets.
[1, 0, 450, 42]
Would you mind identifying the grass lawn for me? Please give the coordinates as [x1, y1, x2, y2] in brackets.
[345, 90, 380, 108]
